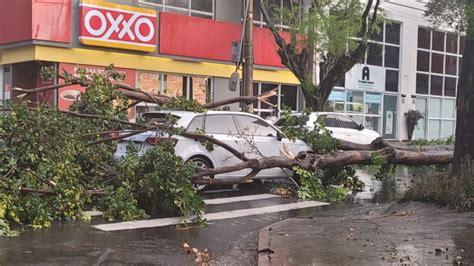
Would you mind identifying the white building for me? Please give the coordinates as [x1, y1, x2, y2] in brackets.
[330, 0, 461, 140]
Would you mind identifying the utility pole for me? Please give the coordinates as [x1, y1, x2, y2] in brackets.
[243, 0, 254, 112]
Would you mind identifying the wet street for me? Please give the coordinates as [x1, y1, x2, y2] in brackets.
[0, 166, 471, 265]
[0, 185, 336, 265]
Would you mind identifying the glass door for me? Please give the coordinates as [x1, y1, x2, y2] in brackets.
[383, 95, 398, 139]
[414, 97, 428, 139]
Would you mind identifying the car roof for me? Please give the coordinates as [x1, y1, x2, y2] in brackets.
[142, 110, 270, 127]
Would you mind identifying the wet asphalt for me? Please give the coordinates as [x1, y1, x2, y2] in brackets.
[0, 167, 435, 265]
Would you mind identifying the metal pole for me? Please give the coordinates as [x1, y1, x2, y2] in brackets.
[243, 0, 254, 112]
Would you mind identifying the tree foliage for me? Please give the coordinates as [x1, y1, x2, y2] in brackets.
[277, 109, 364, 198]
[0, 66, 204, 236]
[258, 0, 382, 110]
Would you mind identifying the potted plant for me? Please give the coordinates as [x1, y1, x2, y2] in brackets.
[404, 110, 424, 141]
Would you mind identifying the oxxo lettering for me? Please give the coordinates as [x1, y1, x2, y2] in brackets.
[79, 1, 157, 52]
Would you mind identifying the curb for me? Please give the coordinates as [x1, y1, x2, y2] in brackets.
[257, 224, 273, 266]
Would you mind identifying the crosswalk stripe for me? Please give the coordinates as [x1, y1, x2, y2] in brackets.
[203, 193, 280, 205]
[93, 200, 329, 231]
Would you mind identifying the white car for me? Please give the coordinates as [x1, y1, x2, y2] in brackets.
[275, 112, 381, 145]
[114, 111, 312, 189]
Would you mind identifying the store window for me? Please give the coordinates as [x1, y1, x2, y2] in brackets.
[328, 90, 383, 133]
[281, 85, 298, 110]
[190, 76, 209, 105]
[135, 72, 212, 119]
[346, 91, 364, 113]
[252, 82, 300, 117]
[140, 0, 214, 19]
[137, 71, 161, 94]
[164, 74, 185, 97]
[328, 90, 345, 112]
[365, 93, 381, 115]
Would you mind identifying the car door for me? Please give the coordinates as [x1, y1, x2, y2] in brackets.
[319, 114, 346, 141]
[234, 114, 288, 178]
[190, 114, 249, 178]
[334, 114, 365, 143]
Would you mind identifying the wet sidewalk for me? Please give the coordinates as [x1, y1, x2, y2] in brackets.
[258, 202, 474, 265]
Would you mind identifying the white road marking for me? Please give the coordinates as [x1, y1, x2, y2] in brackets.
[202, 188, 240, 194]
[93, 201, 329, 231]
[203, 193, 280, 205]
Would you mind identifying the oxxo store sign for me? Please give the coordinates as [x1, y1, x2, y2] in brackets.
[79, 0, 157, 52]
[345, 64, 386, 92]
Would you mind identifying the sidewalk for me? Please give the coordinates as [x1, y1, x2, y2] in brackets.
[258, 202, 474, 265]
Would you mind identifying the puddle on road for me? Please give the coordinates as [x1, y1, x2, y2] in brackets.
[350, 165, 449, 204]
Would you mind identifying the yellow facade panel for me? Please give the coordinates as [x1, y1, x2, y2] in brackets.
[1, 45, 300, 85]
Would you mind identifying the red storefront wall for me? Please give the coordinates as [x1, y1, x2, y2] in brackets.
[159, 12, 290, 68]
[0, 0, 71, 45]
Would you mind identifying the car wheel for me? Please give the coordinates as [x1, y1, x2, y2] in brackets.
[189, 156, 213, 192]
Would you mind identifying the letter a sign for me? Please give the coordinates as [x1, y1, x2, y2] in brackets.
[79, 0, 157, 52]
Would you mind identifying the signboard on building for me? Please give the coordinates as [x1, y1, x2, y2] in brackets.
[345, 64, 386, 92]
[79, 0, 157, 52]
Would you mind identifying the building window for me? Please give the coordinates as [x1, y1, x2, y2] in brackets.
[252, 82, 300, 117]
[415, 27, 462, 139]
[416, 27, 462, 98]
[135, 72, 213, 118]
[385, 23, 401, 45]
[139, 0, 214, 19]
[384, 46, 400, 69]
[418, 27, 431, 49]
[327, 90, 383, 132]
[385, 70, 399, 92]
[253, 0, 299, 30]
[362, 21, 401, 92]
[416, 74, 429, 94]
[367, 43, 383, 66]
[417, 51, 430, 72]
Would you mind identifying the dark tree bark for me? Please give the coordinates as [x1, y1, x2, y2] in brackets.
[452, 3, 474, 176]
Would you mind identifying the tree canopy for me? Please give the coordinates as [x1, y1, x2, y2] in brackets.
[258, 0, 382, 111]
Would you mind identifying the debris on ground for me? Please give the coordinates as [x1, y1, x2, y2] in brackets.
[183, 242, 211, 265]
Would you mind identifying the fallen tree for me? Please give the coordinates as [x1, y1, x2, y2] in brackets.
[0, 66, 455, 236]
[11, 66, 455, 183]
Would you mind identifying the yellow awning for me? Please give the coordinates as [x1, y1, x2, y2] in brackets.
[0, 45, 300, 85]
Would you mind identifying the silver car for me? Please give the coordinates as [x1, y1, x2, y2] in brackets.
[114, 111, 312, 188]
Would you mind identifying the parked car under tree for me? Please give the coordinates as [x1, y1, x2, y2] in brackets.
[114, 111, 312, 190]
[275, 112, 381, 145]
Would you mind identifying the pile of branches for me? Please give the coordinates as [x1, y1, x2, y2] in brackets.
[0, 66, 454, 236]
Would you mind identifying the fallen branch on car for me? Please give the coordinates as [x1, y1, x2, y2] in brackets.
[191, 147, 454, 184]
[13, 78, 278, 110]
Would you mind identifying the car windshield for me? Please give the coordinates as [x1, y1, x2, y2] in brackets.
[142, 113, 180, 127]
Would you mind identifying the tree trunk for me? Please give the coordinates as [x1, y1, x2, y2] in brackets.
[452, 7, 474, 176]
